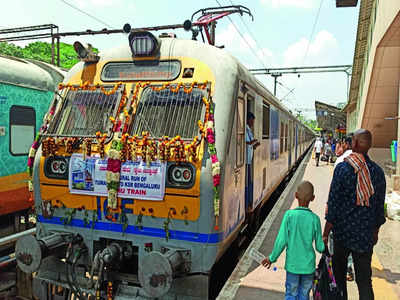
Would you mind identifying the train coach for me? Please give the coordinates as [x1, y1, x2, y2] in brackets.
[15, 29, 314, 299]
[0, 56, 64, 240]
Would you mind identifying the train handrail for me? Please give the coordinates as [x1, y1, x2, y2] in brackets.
[0, 228, 35, 247]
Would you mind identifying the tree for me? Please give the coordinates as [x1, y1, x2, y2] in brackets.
[0, 41, 98, 69]
[296, 112, 318, 131]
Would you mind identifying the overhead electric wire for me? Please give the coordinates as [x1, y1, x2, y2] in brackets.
[228, 0, 269, 66]
[302, 0, 324, 64]
[215, 0, 268, 69]
[59, 0, 115, 29]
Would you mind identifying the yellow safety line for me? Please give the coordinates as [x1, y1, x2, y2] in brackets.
[370, 252, 398, 299]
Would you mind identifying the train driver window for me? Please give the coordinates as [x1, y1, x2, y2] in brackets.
[9, 105, 35, 156]
[236, 98, 245, 167]
[262, 103, 270, 139]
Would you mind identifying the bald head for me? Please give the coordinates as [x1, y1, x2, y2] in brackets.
[352, 129, 372, 154]
[296, 181, 314, 202]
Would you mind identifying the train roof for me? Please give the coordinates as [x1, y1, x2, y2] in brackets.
[0, 55, 65, 91]
[69, 37, 312, 133]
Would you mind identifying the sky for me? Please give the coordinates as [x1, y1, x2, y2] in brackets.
[1, 0, 360, 119]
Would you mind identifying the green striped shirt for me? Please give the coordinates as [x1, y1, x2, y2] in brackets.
[269, 207, 325, 274]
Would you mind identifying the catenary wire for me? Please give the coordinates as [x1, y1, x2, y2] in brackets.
[215, 0, 269, 69]
[59, 0, 115, 29]
[227, 0, 270, 67]
[302, 0, 324, 64]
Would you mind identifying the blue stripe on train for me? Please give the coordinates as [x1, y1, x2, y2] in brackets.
[38, 215, 221, 244]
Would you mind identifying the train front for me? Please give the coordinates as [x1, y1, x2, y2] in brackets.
[16, 31, 221, 299]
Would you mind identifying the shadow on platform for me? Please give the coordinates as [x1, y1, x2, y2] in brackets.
[235, 286, 285, 300]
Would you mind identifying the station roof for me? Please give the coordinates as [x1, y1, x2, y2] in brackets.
[344, 0, 374, 113]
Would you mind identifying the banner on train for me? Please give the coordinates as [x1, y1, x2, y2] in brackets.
[68, 153, 166, 200]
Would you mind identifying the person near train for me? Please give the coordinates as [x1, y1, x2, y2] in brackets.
[323, 129, 386, 300]
[314, 137, 323, 167]
[245, 112, 260, 212]
[262, 181, 325, 300]
[334, 136, 352, 167]
[335, 140, 344, 157]
[324, 140, 333, 165]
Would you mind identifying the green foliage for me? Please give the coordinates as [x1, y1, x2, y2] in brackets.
[0, 41, 98, 69]
[296, 112, 318, 131]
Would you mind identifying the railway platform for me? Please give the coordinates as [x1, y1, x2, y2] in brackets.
[218, 150, 400, 300]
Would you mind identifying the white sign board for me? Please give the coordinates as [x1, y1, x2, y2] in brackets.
[69, 154, 166, 201]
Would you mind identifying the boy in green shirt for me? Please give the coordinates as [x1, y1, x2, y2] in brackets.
[262, 181, 325, 300]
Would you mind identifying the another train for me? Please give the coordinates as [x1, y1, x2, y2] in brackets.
[16, 27, 314, 299]
[0, 55, 64, 240]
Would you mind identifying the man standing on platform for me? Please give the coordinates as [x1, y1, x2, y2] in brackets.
[314, 137, 323, 167]
[323, 129, 386, 300]
[245, 112, 260, 212]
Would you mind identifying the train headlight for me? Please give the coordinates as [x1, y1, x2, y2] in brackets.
[128, 31, 160, 58]
[167, 163, 195, 188]
[44, 156, 69, 180]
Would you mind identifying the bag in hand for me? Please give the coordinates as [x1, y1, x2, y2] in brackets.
[313, 252, 344, 300]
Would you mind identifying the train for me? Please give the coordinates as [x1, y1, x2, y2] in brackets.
[0, 55, 64, 241]
[15, 25, 314, 300]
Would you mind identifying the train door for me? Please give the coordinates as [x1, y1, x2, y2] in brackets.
[295, 124, 298, 161]
[288, 120, 293, 168]
[235, 95, 246, 222]
[245, 94, 255, 213]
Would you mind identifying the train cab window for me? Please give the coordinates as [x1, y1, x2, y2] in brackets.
[280, 122, 284, 154]
[49, 85, 124, 136]
[131, 85, 207, 138]
[236, 98, 245, 167]
[9, 105, 35, 156]
[262, 103, 270, 139]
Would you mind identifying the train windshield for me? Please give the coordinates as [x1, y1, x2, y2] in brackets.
[131, 86, 206, 138]
[49, 86, 124, 136]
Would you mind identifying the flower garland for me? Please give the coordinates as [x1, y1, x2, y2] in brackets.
[58, 81, 124, 95]
[27, 100, 58, 202]
[202, 97, 221, 230]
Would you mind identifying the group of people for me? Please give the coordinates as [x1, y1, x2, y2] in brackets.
[262, 129, 386, 300]
[314, 136, 351, 167]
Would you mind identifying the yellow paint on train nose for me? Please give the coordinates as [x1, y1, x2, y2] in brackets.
[38, 55, 216, 222]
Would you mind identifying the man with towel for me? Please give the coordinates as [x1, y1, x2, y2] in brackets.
[322, 129, 386, 300]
